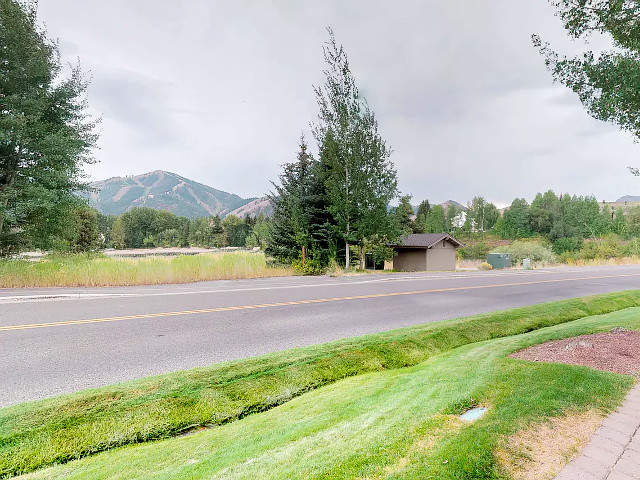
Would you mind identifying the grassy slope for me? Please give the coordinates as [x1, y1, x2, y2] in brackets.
[0, 252, 291, 288]
[21, 308, 640, 480]
[2, 291, 640, 478]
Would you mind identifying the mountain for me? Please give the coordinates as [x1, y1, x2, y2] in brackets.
[225, 196, 273, 218]
[616, 195, 640, 203]
[439, 200, 467, 212]
[410, 200, 467, 214]
[84, 170, 254, 218]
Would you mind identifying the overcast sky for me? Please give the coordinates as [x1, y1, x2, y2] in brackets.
[38, 0, 640, 206]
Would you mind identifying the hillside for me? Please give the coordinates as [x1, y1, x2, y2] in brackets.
[410, 200, 467, 214]
[225, 196, 273, 218]
[617, 195, 640, 203]
[439, 199, 467, 211]
[84, 170, 253, 218]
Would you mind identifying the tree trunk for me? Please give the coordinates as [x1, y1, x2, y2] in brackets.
[359, 244, 364, 270]
[345, 243, 350, 269]
[345, 163, 350, 270]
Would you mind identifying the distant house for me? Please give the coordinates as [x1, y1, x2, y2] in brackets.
[389, 233, 463, 271]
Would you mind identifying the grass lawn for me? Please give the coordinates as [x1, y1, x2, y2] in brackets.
[0, 252, 291, 287]
[2, 292, 640, 478]
[18, 306, 640, 479]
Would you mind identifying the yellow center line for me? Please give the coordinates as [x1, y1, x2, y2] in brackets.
[2, 272, 639, 333]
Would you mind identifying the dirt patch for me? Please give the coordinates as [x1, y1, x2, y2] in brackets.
[496, 410, 604, 480]
[510, 329, 640, 375]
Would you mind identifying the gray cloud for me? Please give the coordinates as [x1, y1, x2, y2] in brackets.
[37, 0, 640, 205]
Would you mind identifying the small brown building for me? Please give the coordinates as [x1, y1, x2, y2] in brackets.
[390, 233, 463, 272]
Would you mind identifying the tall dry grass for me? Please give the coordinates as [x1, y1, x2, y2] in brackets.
[0, 252, 291, 288]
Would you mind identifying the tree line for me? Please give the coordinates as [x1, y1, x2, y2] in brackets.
[494, 192, 640, 254]
[51, 206, 270, 253]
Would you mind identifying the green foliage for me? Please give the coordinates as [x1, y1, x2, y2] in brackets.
[578, 235, 626, 260]
[0, 0, 98, 255]
[613, 207, 627, 235]
[624, 237, 640, 256]
[266, 136, 330, 264]
[458, 241, 492, 260]
[89, 207, 267, 251]
[626, 206, 640, 236]
[245, 214, 270, 249]
[291, 251, 326, 275]
[221, 215, 254, 247]
[313, 29, 400, 268]
[498, 192, 616, 246]
[392, 195, 414, 236]
[414, 199, 431, 233]
[492, 240, 556, 266]
[552, 236, 584, 254]
[424, 204, 445, 233]
[498, 198, 532, 239]
[466, 196, 499, 232]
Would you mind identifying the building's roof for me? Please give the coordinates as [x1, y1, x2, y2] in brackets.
[390, 233, 463, 248]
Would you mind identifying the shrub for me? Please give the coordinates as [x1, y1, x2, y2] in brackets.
[552, 237, 583, 254]
[478, 262, 493, 271]
[578, 235, 624, 260]
[491, 241, 555, 266]
[624, 238, 640, 257]
[292, 255, 326, 275]
[458, 242, 492, 260]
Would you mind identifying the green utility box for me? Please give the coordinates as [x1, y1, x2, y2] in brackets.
[486, 253, 512, 269]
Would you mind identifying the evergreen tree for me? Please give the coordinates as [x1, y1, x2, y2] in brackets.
[392, 195, 414, 237]
[267, 136, 330, 263]
[414, 200, 431, 233]
[0, 0, 98, 255]
[73, 207, 100, 252]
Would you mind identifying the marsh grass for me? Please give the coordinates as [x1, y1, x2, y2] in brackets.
[2, 291, 640, 478]
[0, 252, 291, 288]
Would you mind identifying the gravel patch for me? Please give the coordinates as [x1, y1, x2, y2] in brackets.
[510, 329, 640, 375]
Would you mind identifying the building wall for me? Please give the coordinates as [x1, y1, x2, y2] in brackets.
[426, 240, 457, 271]
[393, 248, 427, 271]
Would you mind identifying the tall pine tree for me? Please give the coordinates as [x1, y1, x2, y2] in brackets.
[0, 0, 98, 255]
[267, 136, 330, 264]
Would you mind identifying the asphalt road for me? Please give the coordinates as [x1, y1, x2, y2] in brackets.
[2, 265, 640, 407]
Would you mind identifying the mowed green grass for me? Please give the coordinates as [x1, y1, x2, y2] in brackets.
[0, 252, 291, 287]
[20, 307, 640, 480]
[2, 292, 640, 478]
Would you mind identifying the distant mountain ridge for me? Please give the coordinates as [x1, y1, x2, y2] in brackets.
[411, 200, 468, 214]
[84, 170, 258, 218]
[439, 200, 467, 212]
[85, 170, 472, 220]
[616, 195, 640, 203]
[226, 197, 273, 218]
